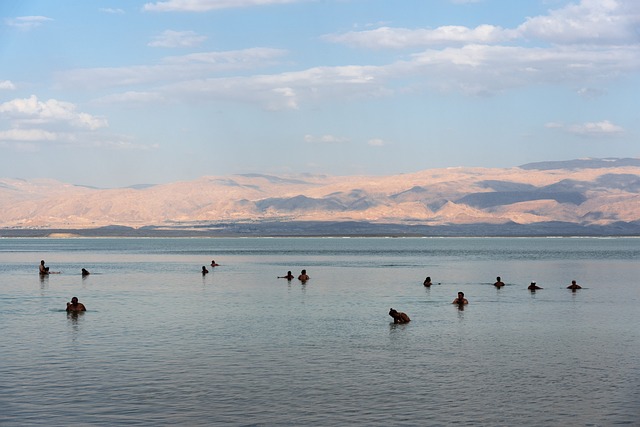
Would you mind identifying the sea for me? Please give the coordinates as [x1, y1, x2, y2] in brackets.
[0, 237, 638, 426]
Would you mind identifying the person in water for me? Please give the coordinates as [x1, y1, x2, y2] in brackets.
[278, 271, 295, 280]
[452, 292, 468, 305]
[423, 276, 432, 287]
[567, 280, 582, 290]
[388, 308, 411, 324]
[210, 260, 219, 267]
[528, 281, 542, 291]
[66, 297, 86, 312]
[39, 260, 50, 275]
[298, 269, 310, 282]
[81, 268, 90, 276]
[494, 276, 505, 288]
[202, 266, 209, 275]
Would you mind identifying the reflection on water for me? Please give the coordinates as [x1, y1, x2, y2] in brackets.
[0, 237, 638, 426]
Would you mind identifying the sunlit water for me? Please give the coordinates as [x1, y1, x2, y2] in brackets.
[0, 237, 638, 426]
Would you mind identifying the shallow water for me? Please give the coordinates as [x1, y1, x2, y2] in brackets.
[0, 237, 638, 426]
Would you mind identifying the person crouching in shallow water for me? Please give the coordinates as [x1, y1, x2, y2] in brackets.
[298, 269, 310, 282]
[567, 280, 582, 291]
[39, 260, 49, 275]
[81, 268, 90, 276]
[494, 276, 505, 288]
[66, 297, 86, 313]
[528, 281, 542, 291]
[452, 292, 468, 305]
[278, 271, 294, 280]
[423, 276, 432, 287]
[202, 266, 209, 275]
[388, 308, 410, 324]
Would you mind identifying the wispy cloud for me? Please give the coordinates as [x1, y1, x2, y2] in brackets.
[143, 0, 302, 12]
[99, 8, 125, 14]
[324, 25, 516, 49]
[149, 30, 207, 48]
[4, 16, 52, 30]
[56, 48, 288, 90]
[545, 120, 625, 137]
[304, 134, 350, 144]
[0, 80, 16, 90]
[367, 138, 387, 147]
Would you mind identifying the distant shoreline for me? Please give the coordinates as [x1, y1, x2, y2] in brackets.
[2, 220, 640, 238]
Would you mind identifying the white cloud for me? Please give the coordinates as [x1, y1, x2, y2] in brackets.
[99, 8, 125, 14]
[143, 0, 301, 12]
[0, 95, 107, 130]
[545, 120, 625, 137]
[158, 64, 387, 110]
[325, 25, 517, 49]
[56, 48, 288, 90]
[0, 128, 58, 142]
[149, 30, 207, 48]
[367, 138, 387, 146]
[94, 91, 165, 105]
[0, 80, 16, 90]
[327, 0, 640, 49]
[577, 87, 605, 99]
[304, 134, 350, 144]
[517, 0, 640, 45]
[4, 16, 52, 30]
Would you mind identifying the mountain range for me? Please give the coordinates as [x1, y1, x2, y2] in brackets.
[1, 158, 640, 237]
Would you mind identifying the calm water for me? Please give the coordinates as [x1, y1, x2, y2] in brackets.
[0, 237, 638, 426]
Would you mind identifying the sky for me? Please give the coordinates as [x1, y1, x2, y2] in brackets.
[1, 0, 639, 188]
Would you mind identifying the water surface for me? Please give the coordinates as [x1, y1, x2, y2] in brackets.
[0, 237, 638, 426]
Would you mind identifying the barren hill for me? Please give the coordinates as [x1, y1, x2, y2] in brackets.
[1, 158, 639, 232]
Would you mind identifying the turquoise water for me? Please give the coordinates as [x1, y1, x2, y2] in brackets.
[0, 237, 638, 426]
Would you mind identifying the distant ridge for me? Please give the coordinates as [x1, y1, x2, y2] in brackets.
[1, 158, 639, 236]
[520, 158, 640, 170]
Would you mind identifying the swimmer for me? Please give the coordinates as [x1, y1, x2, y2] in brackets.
[66, 297, 86, 312]
[81, 268, 90, 276]
[389, 308, 411, 324]
[452, 291, 468, 305]
[494, 276, 505, 288]
[278, 271, 295, 280]
[210, 260, 220, 267]
[528, 281, 542, 291]
[202, 266, 209, 275]
[423, 276, 432, 287]
[298, 269, 310, 282]
[567, 280, 582, 290]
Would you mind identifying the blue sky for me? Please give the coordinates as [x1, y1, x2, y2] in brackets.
[1, 0, 638, 187]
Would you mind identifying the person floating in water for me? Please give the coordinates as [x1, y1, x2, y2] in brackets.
[298, 269, 310, 282]
[423, 276, 432, 287]
[452, 292, 468, 305]
[389, 308, 411, 324]
[210, 260, 219, 267]
[39, 260, 50, 275]
[528, 281, 542, 291]
[202, 266, 209, 275]
[81, 268, 90, 276]
[494, 276, 505, 288]
[278, 271, 295, 280]
[567, 280, 582, 290]
[66, 297, 86, 312]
